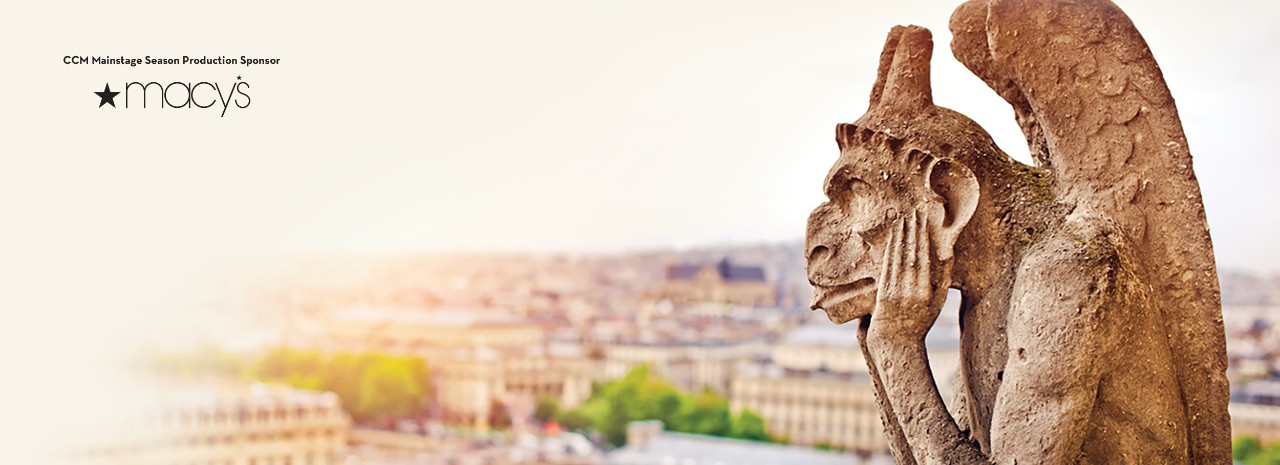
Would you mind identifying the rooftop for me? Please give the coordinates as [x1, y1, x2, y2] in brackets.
[781, 323, 960, 350]
[667, 258, 767, 283]
[330, 306, 533, 328]
[610, 431, 881, 465]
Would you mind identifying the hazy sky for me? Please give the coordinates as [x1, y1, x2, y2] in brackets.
[3, 0, 1278, 273]
[1, 1, 1278, 458]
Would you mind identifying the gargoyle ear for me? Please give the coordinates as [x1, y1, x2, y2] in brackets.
[924, 158, 978, 261]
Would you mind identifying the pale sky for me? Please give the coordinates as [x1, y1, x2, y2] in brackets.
[2, 0, 1277, 270]
[1, 1, 1278, 459]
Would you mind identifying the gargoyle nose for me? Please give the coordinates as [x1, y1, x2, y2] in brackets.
[806, 239, 869, 285]
[806, 244, 833, 286]
[809, 245, 831, 263]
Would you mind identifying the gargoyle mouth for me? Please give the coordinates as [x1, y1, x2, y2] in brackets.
[810, 277, 876, 311]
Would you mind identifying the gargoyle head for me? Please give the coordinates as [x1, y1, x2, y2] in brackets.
[805, 26, 981, 324]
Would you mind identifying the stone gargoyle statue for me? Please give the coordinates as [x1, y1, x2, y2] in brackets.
[804, 0, 1231, 463]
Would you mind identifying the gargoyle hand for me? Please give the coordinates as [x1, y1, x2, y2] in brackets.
[870, 207, 944, 342]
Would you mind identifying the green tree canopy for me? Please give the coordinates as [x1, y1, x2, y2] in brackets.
[247, 348, 431, 423]
[1235, 436, 1280, 465]
[353, 357, 424, 419]
[1237, 437, 1264, 462]
[730, 409, 771, 442]
[561, 365, 776, 446]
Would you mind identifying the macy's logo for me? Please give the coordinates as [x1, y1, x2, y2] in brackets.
[94, 77, 250, 117]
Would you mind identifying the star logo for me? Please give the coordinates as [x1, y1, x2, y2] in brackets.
[95, 83, 120, 108]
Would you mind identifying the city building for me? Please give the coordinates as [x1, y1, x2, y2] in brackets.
[1230, 402, 1280, 444]
[434, 352, 593, 431]
[1231, 379, 1280, 406]
[599, 340, 766, 394]
[66, 383, 350, 465]
[732, 374, 884, 452]
[658, 258, 776, 307]
[316, 307, 545, 354]
[730, 324, 960, 453]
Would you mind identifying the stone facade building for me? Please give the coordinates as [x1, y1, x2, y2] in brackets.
[731, 374, 886, 452]
[434, 354, 593, 431]
[1230, 403, 1280, 444]
[66, 383, 350, 465]
[658, 258, 776, 307]
[598, 341, 764, 394]
[730, 325, 959, 453]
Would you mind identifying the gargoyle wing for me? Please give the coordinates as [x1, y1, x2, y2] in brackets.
[950, 1, 1230, 462]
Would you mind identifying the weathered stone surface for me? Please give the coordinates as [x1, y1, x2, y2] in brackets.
[804, 1, 1230, 463]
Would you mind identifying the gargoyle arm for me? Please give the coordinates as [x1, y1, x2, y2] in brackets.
[989, 242, 1122, 463]
[866, 240, 1120, 465]
[858, 319, 920, 465]
[865, 331, 986, 464]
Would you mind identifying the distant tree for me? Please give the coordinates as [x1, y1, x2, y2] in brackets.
[352, 357, 422, 421]
[730, 409, 771, 442]
[1235, 436, 1280, 465]
[568, 365, 786, 446]
[234, 348, 431, 424]
[813, 440, 842, 452]
[284, 371, 322, 391]
[1251, 441, 1280, 465]
[326, 354, 363, 415]
[638, 389, 684, 425]
[489, 398, 512, 430]
[1237, 437, 1263, 462]
[402, 355, 431, 398]
[670, 390, 732, 436]
[557, 410, 593, 431]
[629, 370, 682, 422]
[602, 389, 635, 446]
[534, 396, 560, 424]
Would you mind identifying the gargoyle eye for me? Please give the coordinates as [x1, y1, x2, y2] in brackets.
[847, 178, 871, 198]
[827, 170, 871, 207]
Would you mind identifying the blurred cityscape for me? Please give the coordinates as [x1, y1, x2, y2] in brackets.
[66, 242, 1280, 465]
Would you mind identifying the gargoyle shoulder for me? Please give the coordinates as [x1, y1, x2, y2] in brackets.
[1011, 214, 1146, 339]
